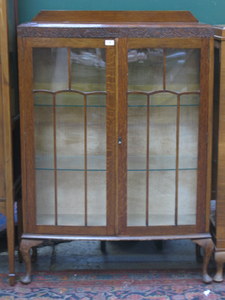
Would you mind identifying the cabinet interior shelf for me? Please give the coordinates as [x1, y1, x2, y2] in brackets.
[35, 168, 197, 172]
[34, 104, 199, 108]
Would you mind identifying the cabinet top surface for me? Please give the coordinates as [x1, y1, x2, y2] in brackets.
[18, 10, 213, 39]
[32, 10, 199, 23]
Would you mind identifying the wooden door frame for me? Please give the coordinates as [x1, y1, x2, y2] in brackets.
[117, 37, 214, 236]
[18, 37, 117, 236]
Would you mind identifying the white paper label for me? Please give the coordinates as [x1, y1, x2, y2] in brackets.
[105, 40, 115, 46]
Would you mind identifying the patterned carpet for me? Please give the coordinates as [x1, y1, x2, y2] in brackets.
[1, 269, 225, 299]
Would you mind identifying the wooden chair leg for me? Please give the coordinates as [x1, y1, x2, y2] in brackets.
[192, 238, 214, 283]
[19, 239, 43, 284]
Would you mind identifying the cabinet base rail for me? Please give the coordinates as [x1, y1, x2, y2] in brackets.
[19, 234, 214, 284]
[21, 233, 211, 241]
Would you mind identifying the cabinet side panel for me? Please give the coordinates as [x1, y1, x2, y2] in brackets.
[18, 37, 36, 232]
[0, 75, 5, 199]
[216, 40, 225, 239]
[196, 38, 213, 232]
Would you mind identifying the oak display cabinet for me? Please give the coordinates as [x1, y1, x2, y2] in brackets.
[18, 11, 214, 283]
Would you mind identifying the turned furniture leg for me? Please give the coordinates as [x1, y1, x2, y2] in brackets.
[214, 251, 225, 282]
[192, 238, 214, 283]
[19, 239, 43, 284]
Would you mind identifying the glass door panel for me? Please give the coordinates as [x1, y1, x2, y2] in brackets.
[149, 171, 176, 226]
[56, 104, 85, 170]
[166, 49, 200, 92]
[149, 94, 177, 170]
[179, 95, 199, 169]
[127, 47, 200, 228]
[33, 47, 107, 228]
[57, 171, 85, 226]
[128, 49, 164, 91]
[36, 170, 55, 225]
[71, 48, 106, 91]
[87, 95, 106, 170]
[34, 95, 54, 170]
[87, 171, 106, 226]
[127, 172, 146, 226]
[33, 48, 68, 91]
[178, 170, 197, 225]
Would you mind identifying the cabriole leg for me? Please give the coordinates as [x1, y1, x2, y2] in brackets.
[192, 238, 214, 283]
[19, 239, 43, 284]
[214, 251, 225, 282]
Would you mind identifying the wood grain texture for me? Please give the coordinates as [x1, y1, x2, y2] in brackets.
[106, 45, 117, 236]
[0, 64, 5, 199]
[116, 38, 128, 235]
[0, 0, 17, 285]
[32, 10, 198, 23]
[212, 27, 225, 250]
[17, 24, 213, 39]
[206, 38, 214, 232]
[196, 39, 211, 233]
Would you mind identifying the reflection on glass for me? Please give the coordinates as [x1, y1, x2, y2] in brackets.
[36, 170, 55, 225]
[127, 172, 146, 226]
[87, 172, 106, 226]
[56, 106, 84, 170]
[57, 171, 85, 226]
[34, 105, 54, 169]
[71, 48, 106, 91]
[178, 170, 197, 225]
[149, 171, 176, 225]
[149, 106, 177, 170]
[166, 49, 200, 92]
[33, 48, 68, 90]
[128, 48, 163, 91]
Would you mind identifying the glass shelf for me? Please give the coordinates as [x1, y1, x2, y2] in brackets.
[128, 104, 199, 107]
[34, 104, 106, 108]
[36, 168, 106, 172]
[127, 168, 197, 172]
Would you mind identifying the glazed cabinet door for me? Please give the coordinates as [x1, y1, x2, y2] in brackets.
[117, 38, 212, 236]
[19, 38, 116, 235]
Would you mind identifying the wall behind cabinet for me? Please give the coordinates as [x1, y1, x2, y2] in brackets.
[18, 0, 225, 25]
